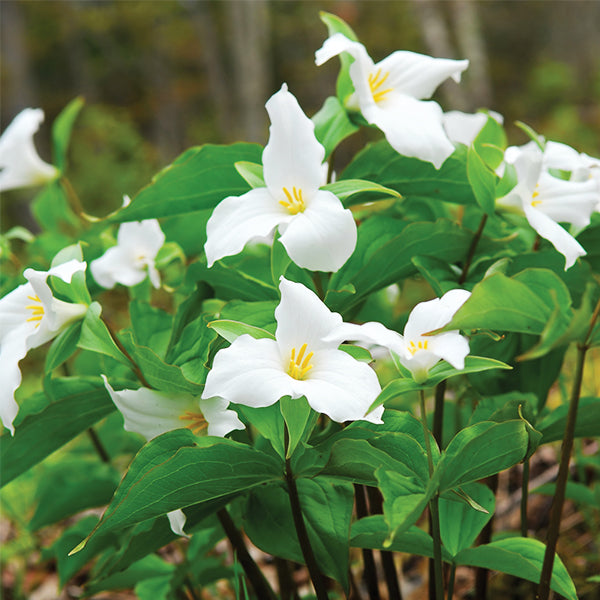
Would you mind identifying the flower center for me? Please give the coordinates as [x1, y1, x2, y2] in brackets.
[368, 68, 393, 104]
[408, 339, 428, 356]
[287, 343, 314, 380]
[279, 186, 306, 215]
[26, 295, 44, 328]
[179, 410, 208, 435]
[531, 184, 542, 207]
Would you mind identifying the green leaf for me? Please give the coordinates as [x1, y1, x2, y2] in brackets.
[208, 319, 275, 343]
[534, 481, 598, 508]
[240, 403, 286, 459]
[52, 96, 84, 173]
[412, 255, 461, 296]
[455, 538, 577, 600]
[112, 143, 262, 222]
[31, 180, 80, 232]
[472, 113, 507, 170]
[271, 236, 292, 284]
[467, 145, 497, 215]
[45, 320, 82, 372]
[312, 96, 359, 158]
[77, 431, 281, 548]
[515, 121, 545, 151]
[537, 396, 600, 443]
[244, 478, 354, 590]
[1, 377, 115, 487]
[234, 161, 265, 188]
[280, 396, 316, 458]
[436, 420, 531, 492]
[439, 482, 495, 557]
[322, 178, 402, 205]
[129, 301, 173, 358]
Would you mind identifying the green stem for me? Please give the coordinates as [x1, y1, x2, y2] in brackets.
[284, 427, 329, 600]
[475, 474, 498, 600]
[537, 342, 588, 600]
[274, 557, 299, 600]
[354, 485, 381, 600]
[447, 564, 456, 600]
[217, 508, 277, 600]
[520, 459, 530, 538]
[432, 380, 446, 448]
[419, 391, 444, 600]
[87, 428, 111, 463]
[312, 271, 325, 301]
[458, 213, 487, 285]
[60, 176, 89, 225]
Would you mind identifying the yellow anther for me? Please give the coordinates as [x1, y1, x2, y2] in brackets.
[408, 339, 428, 356]
[25, 295, 44, 328]
[368, 68, 393, 104]
[531, 185, 541, 207]
[287, 343, 314, 380]
[179, 410, 208, 435]
[279, 186, 306, 215]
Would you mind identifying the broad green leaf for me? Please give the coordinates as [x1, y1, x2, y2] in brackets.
[322, 178, 402, 205]
[45, 320, 82, 372]
[208, 319, 275, 343]
[412, 255, 461, 296]
[312, 96, 359, 158]
[129, 301, 173, 358]
[537, 396, 600, 443]
[436, 420, 531, 492]
[280, 396, 316, 458]
[240, 403, 286, 459]
[234, 161, 264, 188]
[77, 430, 281, 547]
[473, 113, 507, 170]
[244, 478, 354, 590]
[135, 577, 172, 600]
[1, 377, 115, 486]
[218, 299, 279, 332]
[29, 460, 120, 530]
[111, 143, 262, 222]
[534, 481, 598, 508]
[455, 538, 577, 600]
[351, 516, 453, 562]
[515, 121, 545, 151]
[467, 145, 497, 215]
[271, 236, 292, 284]
[52, 96, 84, 173]
[439, 482, 495, 557]
[32, 180, 80, 233]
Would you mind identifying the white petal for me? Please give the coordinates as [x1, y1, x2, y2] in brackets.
[543, 141, 584, 171]
[0, 108, 58, 191]
[363, 95, 455, 169]
[167, 509, 188, 537]
[0, 282, 36, 339]
[275, 278, 343, 355]
[375, 51, 468, 100]
[297, 348, 382, 423]
[397, 349, 441, 383]
[200, 396, 245, 437]
[91, 245, 147, 288]
[278, 190, 357, 272]
[262, 84, 327, 195]
[315, 33, 372, 69]
[325, 320, 408, 358]
[116, 220, 165, 257]
[202, 335, 292, 409]
[523, 204, 586, 270]
[404, 290, 470, 340]
[427, 331, 470, 370]
[204, 187, 288, 267]
[0, 328, 28, 434]
[442, 110, 502, 146]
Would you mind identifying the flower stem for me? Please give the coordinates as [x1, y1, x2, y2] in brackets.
[432, 380, 446, 448]
[217, 508, 278, 600]
[274, 557, 299, 600]
[520, 459, 530, 538]
[447, 564, 456, 600]
[458, 213, 487, 285]
[537, 342, 588, 600]
[60, 176, 89, 225]
[419, 390, 444, 600]
[354, 484, 381, 600]
[87, 428, 111, 463]
[284, 427, 329, 600]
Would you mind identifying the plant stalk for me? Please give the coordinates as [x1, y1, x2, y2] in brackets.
[285, 427, 329, 600]
[458, 213, 487, 285]
[474, 474, 498, 600]
[354, 484, 381, 600]
[87, 428, 111, 463]
[520, 459, 530, 538]
[432, 380, 446, 448]
[419, 390, 444, 600]
[447, 564, 456, 600]
[274, 557, 299, 600]
[217, 508, 278, 600]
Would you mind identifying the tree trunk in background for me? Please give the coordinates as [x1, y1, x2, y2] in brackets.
[226, 0, 271, 143]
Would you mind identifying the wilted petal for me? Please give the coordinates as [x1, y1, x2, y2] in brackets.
[204, 187, 288, 267]
[0, 108, 58, 191]
[202, 335, 292, 409]
[278, 190, 356, 272]
[375, 51, 468, 100]
[262, 84, 327, 194]
[523, 204, 586, 270]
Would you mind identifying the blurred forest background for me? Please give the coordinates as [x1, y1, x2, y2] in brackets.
[1, 0, 600, 225]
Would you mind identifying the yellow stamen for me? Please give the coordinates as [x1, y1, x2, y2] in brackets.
[531, 185, 542, 207]
[279, 186, 306, 215]
[408, 339, 428, 356]
[287, 343, 314, 380]
[368, 68, 393, 104]
[25, 295, 44, 328]
[179, 411, 208, 435]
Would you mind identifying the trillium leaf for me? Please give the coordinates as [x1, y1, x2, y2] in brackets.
[455, 538, 577, 600]
[45, 320, 83, 373]
[312, 96, 359, 158]
[208, 319, 275, 343]
[270, 236, 292, 285]
[1, 377, 115, 487]
[280, 396, 317, 459]
[466, 145, 497, 215]
[111, 143, 262, 222]
[74, 430, 282, 550]
[52, 96, 84, 173]
[537, 397, 600, 443]
[473, 114, 507, 170]
[322, 178, 402, 205]
[412, 255, 462, 296]
[234, 161, 264, 188]
[239, 403, 286, 459]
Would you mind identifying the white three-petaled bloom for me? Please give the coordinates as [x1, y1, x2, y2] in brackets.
[315, 33, 469, 169]
[0, 108, 59, 192]
[326, 289, 471, 384]
[204, 84, 357, 272]
[91, 199, 165, 289]
[0, 259, 87, 434]
[498, 143, 599, 270]
[442, 110, 503, 147]
[202, 278, 384, 424]
[102, 376, 244, 536]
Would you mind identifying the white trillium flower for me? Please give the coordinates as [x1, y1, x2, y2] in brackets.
[0, 259, 87, 433]
[102, 377, 245, 536]
[91, 211, 165, 289]
[442, 110, 503, 147]
[204, 84, 357, 272]
[315, 33, 469, 168]
[0, 108, 59, 192]
[202, 278, 384, 424]
[498, 144, 598, 269]
[327, 289, 471, 384]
